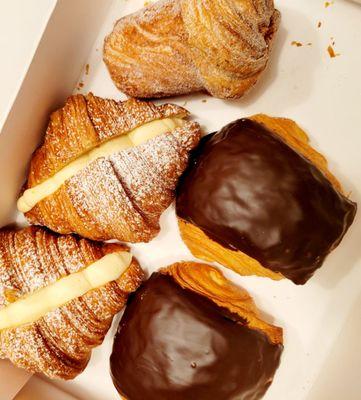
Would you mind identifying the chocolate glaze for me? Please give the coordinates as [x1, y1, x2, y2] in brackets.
[176, 119, 357, 284]
[110, 273, 282, 400]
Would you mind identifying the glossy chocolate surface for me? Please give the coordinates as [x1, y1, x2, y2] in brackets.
[110, 273, 282, 400]
[176, 119, 356, 284]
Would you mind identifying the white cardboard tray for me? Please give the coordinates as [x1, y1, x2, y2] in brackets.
[1, 0, 361, 399]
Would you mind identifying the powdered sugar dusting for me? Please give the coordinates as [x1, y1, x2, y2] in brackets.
[0, 227, 143, 378]
[61, 121, 201, 242]
[26, 97, 201, 243]
[28, 94, 188, 186]
[104, 0, 203, 98]
[103, 0, 280, 98]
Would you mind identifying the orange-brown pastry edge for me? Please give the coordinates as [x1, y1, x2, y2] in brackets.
[161, 261, 283, 345]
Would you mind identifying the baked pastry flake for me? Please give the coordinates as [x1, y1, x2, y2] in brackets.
[110, 262, 283, 400]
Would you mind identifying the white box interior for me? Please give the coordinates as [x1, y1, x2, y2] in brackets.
[1, 0, 361, 399]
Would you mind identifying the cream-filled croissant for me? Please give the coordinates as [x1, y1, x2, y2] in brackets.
[0, 226, 144, 379]
[103, 0, 280, 99]
[17, 93, 201, 242]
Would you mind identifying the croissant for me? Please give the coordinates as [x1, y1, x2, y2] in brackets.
[103, 0, 281, 99]
[0, 226, 144, 380]
[17, 93, 201, 242]
[176, 115, 357, 284]
[110, 262, 283, 400]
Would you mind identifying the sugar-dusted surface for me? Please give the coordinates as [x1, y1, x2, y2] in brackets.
[103, 0, 280, 98]
[27, 94, 189, 186]
[5, 0, 361, 399]
[25, 103, 201, 242]
[0, 227, 143, 379]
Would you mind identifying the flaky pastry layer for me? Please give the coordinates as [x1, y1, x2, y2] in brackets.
[18, 117, 185, 212]
[20, 94, 201, 242]
[161, 262, 283, 345]
[0, 226, 144, 379]
[0, 251, 132, 330]
[104, 0, 280, 99]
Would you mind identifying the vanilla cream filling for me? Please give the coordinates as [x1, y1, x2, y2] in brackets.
[0, 251, 132, 330]
[17, 118, 185, 213]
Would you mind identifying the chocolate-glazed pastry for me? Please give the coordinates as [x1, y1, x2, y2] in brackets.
[110, 262, 283, 400]
[176, 115, 356, 284]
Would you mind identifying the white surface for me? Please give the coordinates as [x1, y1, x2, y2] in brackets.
[1, 0, 361, 399]
[54, 0, 361, 399]
[0, 0, 57, 130]
[0, 360, 32, 400]
[15, 376, 77, 400]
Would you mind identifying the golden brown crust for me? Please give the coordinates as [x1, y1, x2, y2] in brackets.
[104, 0, 202, 98]
[177, 219, 284, 281]
[177, 115, 344, 281]
[28, 93, 188, 186]
[22, 94, 201, 242]
[161, 262, 283, 345]
[0, 226, 144, 380]
[181, 0, 281, 99]
[103, 0, 280, 99]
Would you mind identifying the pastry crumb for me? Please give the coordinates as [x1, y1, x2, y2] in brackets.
[291, 41, 312, 48]
[85, 64, 90, 75]
[202, 99, 207, 103]
[325, 1, 334, 7]
[327, 45, 340, 58]
[317, 21, 322, 28]
[4, 288, 20, 304]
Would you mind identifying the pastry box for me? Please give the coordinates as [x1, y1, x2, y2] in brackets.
[0, 0, 361, 399]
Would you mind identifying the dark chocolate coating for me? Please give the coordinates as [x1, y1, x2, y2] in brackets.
[110, 273, 282, 400]
[176, 119, 357, 284]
